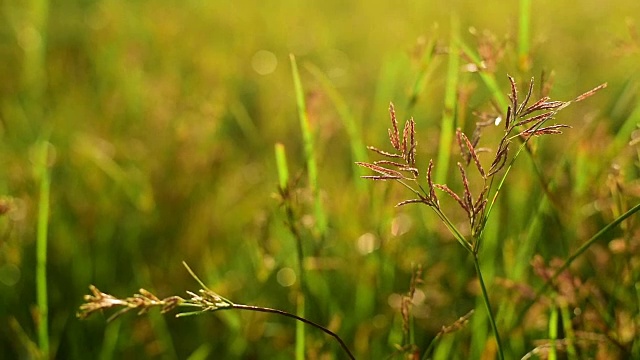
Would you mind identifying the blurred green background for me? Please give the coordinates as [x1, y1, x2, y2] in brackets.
[1, 0, 639, 359]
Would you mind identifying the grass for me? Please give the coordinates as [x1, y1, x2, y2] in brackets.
[34, 138, 51, 359]
[2, 1, 640, 359]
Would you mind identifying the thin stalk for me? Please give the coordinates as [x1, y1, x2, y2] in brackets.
[560, 303, 578, 359]
[289, 55, 314, 359]
[274, 142, 306, 360]
[35, 140, 51, 358]
[516, 201, 640, 324]
[432, 207, 473, 253]
[473, 254, 504, 360]
[228, 304, 355, 360]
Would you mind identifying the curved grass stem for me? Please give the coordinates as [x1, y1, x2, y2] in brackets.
[473, 254, 505, 360]
[515, 201, 640, 324]
[229, 304, 355, 360]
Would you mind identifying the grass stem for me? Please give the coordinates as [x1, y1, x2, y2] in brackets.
[473, 253, 504, 360]
[35, 140, 51, 358]
[229, 303, 355, 359]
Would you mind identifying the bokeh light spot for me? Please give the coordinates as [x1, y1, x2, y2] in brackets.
[0, 264, 20, 287]
[252, 50, 278, 75]
[356, 232, 379, 255]
[276, 267, 296, 287]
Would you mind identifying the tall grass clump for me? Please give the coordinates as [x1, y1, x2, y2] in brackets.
[77, 72, 615, 359]
[356, 77, 607, 359]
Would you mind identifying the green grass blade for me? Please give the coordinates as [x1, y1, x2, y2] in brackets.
[518, 0, 532, 71]
[560, 303, 578, 359]
[304, 62, 369, 191]
[289, 53, 319, 360]
[611, 101, 640, 156]
[435, 15, 460, 185]
[34, 139, 51, 359]
[186, 344, 212, 360]
[548, 303, 558, 360]
[229, 101, 261, 145]
[274, 143, 290, 190]
[290, 54, 327, 239]
[457, 40, 509, 112]
[407, 26, 439, 112]
[295, 294, 305, 360]
[98, 321, 120, 360]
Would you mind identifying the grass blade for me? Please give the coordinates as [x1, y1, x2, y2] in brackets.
[435, 15, 461, 185]
[518, 0, 532, 71]
[34, 139, 51, 358]
[304, 62, 369, 191]
[407, 26, 439, 112]
[274, 143, 290, 191]
[290, 54, 327, 239]
[458, 40, 510, 112]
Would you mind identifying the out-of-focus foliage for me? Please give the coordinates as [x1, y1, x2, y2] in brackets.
[1, 0, 639, 358]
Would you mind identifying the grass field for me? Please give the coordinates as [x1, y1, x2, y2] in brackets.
[1, 0, 640, 359]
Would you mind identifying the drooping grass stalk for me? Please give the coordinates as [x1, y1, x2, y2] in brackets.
[78, 263, 356, 360]
[473, 253, 505, 360]
[274, 142, 306, 360]
[518, 0, 532, 72]
[34, 139, 51, 358]
[435, 15, 460, 185]
[134, 265, 179, 360]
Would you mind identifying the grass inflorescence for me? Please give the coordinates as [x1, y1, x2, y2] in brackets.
[356, 76, 607, 359]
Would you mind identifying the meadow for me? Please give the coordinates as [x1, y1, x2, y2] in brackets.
[1, 0, 639, 359]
